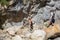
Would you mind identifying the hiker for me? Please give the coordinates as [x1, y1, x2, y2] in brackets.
[47, 12, 55, 27]
[28, 17, 33, 31]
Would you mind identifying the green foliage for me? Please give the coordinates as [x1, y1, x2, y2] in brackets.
[0, 0, 9, 6]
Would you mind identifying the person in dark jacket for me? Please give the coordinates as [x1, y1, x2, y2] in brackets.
[47, 13, 55, 27]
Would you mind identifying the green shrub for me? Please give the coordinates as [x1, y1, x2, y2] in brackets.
[0, 0, 9, 6]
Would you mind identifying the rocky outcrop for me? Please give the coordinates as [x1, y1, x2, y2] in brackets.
[0, 0, 60, 40]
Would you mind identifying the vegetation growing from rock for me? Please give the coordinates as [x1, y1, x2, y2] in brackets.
[0, 0, 10, 6]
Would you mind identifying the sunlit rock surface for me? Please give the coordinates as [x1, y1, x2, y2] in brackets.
[45, 24, 60, 38]
[0, 0, 60, 40]
[31, 30, 46, 40]
[12, 35, 22, 40]
[54, 1, 60, 10]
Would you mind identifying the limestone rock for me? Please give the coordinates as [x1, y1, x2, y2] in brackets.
[32, 13, 43, 24]
[54, 1, 60, 10]
[47, 0, 55, 7]
[0, 32, 12, 40]
[54, 37, 60, 40]
[12, 35, 22, 40]
[25, 32, 31, 38]
[55, 10, 60, 20]
[31, 30, 46, 40]
[6, 26, 22, 35]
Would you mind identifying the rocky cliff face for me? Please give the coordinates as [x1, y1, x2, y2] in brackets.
[0, 0, 60, 40]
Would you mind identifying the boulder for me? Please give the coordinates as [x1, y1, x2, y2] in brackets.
[42, 6, 56, 20]
[2, 20, 23, 29]
[33, 23, 44, 30]
[6, 26, 22, 35]
[31, 30, 46, 40]
[37, 6, 54, 21]
[47, 0, 55, 7]
[16, 26, 30, 37]
[2, 23, 13, 29]
[41, 6, 51, 20]
[0, 32, 12, 40]
[32, 13, 43, 24]
[54, 1, 60, 10]
[12, 35, 22, 40]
